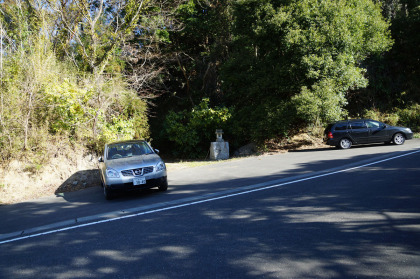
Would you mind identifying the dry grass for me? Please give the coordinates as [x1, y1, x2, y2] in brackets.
[0, 145, 100, 205]
[264, 132, 328, 153]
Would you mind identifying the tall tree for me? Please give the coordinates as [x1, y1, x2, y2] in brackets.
[0, 0, 153, 160]
[0, 0, 49, 151]
[149, 0, 232, 150]
[169, 0, 231, 106]
[222, 0, 393, 143]
[121, 0, 186, 98]
[48, 0, 150, 75]
[349, 0, 420, 113]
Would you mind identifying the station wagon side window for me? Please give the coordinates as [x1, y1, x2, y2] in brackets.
[366, 120, 385, 129]
[350, 121, 366, 129]
[334, 123, 348, 130]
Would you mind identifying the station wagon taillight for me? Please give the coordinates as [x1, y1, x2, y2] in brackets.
[328, 132, 333, 139]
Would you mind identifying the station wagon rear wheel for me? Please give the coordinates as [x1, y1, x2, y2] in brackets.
[393, 133, 405, 145]
[338, 138, 352, 149]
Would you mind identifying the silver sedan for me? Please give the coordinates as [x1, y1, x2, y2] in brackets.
[99, 140, 168, 200]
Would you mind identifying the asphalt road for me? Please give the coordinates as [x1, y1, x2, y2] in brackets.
[0, 140, 419, 278]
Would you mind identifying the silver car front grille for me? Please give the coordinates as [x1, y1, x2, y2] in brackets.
[143, 166, 154, 175]
[121, 166, 154, 177]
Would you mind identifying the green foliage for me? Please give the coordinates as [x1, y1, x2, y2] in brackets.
[43, 80, 92, 134]
[0, 0, 418, 165]
[229, 100, 298, 145]
[363, 104, 420, 131]
[98, 91, 150, 146]
[363, 109, 400, 126]
[396, 104, 420, 132]
[162, 99, 232, 158]
[99, 115, 136, 143]
[223, 0, 393, 143]
[156, 29, 171, 43]
[350, 1, 420, 113]
[0, 0, 151, 163]
[168, 0, 230, 100]
[293, 79, 348, 125]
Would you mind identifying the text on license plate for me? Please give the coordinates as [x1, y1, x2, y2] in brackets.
[133, 177, 146, 185]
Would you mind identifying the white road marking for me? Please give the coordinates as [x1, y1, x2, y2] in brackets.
[1, 149, 419, 245]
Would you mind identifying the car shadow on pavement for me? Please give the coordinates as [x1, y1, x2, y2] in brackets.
[290, 142, 389, 152]
[54, 169, 102, 195]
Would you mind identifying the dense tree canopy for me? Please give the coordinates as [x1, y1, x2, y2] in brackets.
[0, 0, 168, 161]
[0, 0, 418, 161]
[221, 0, 392, 143]
[350, 0, 420, 113]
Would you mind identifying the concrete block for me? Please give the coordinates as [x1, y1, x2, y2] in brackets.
[210, 142, 229, 160]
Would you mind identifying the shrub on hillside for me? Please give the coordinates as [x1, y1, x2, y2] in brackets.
[162, 99, 232, 158]
[397, 104, 420, 132]
[363, 109, 399, 126]
[363, 104, 420, 132]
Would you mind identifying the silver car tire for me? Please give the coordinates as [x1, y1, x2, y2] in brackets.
[339, 138, 352, 149]
[393, 133, 405, 145]
[159, 181, 168, 191]
[104, 186, 114, 200]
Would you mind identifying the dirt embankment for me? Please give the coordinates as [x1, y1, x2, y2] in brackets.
[0, 153, 101, 205]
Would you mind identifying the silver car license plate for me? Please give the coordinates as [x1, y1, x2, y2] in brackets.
[133, 177, 146, 185]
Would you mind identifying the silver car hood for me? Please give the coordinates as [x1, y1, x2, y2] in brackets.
[105, 154, 161, 171]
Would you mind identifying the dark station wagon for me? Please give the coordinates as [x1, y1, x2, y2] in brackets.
[325, 119, 413, 149]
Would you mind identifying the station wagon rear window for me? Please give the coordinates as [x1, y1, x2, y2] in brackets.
[334, 123, 348, 130]
[350, 122, 366, 129]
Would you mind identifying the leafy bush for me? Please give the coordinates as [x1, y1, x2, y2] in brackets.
[363, 104, 420, 131]
[293, 78, 348, 125]
[221, 0, 392, 142]
[229, 99, 299, 146]
[162, 99, 232, 158]
[363, 109, 399, 126]
[43, 80, 92, 134]
[396, 104, 420, 132]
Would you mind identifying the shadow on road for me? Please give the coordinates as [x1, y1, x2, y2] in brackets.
[1, 144, 419, 235]
[290, 142, 393, 152]
[54, 169, 102, 195]
[1, 147, 419, 278]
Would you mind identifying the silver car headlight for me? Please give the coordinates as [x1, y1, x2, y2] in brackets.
[106, 168, 120, 178]
[156, 161, 166, 172]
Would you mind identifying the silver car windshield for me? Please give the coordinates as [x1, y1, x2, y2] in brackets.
[107, 141, 153, 160]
